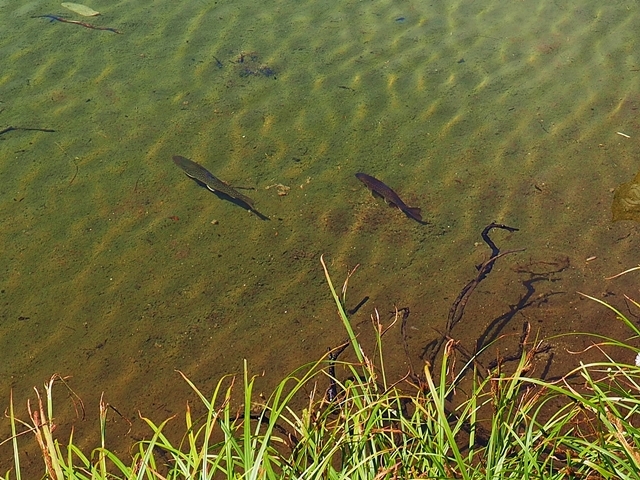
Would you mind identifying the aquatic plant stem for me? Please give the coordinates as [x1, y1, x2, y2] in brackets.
[8, 392, 21, 480]
[578, 292, 640, 336]
[320, 254, 364, 364]
[422, 344, 470, 480]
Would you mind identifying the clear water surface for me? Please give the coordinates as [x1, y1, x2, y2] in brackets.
[1, 0, 639, 467]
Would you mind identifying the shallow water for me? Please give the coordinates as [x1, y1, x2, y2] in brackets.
[1, 0, 640, 470]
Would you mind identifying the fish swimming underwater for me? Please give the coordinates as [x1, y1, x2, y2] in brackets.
[173, 155, 256, 210]
[355, 172, 422, 222]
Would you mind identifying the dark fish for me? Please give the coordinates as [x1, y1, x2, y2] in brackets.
[173, 155, 256, 210]
[355, 172, 422, 222]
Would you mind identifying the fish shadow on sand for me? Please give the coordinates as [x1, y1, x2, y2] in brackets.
[189, 177, 270, 220]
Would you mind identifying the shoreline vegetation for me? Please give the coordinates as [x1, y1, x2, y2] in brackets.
[3, 251, 640, 479]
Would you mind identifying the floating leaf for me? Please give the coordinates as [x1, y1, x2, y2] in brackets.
[612, 171, 640, 222]
[61, 2, 100, 16]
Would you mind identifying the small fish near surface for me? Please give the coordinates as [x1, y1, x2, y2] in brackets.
[355, 172, 423, 223]
[173, 155, 256, 211]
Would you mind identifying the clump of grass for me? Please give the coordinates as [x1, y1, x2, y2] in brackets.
[2, 260, 640, 479]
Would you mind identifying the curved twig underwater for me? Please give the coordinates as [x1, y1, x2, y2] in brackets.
[32, 14, 122, 34]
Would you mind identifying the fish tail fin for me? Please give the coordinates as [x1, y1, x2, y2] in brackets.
[405, 207, 422, 222]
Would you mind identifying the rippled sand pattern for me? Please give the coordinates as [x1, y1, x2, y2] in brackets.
[1, 0, 640, 466]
